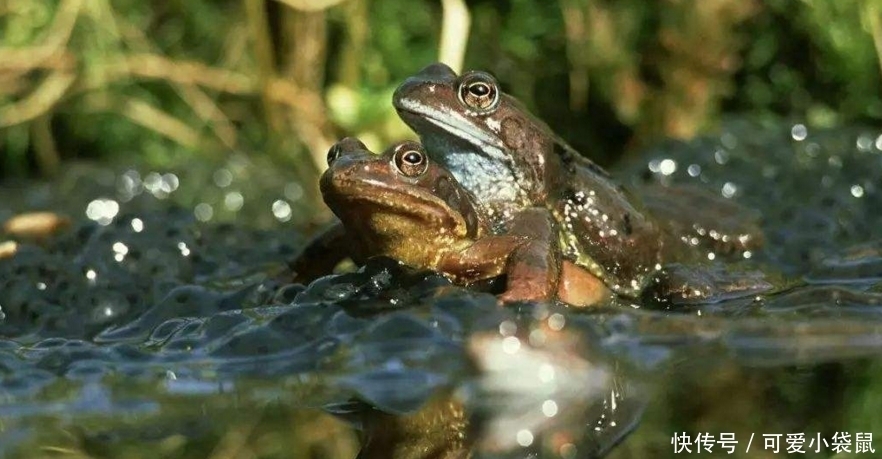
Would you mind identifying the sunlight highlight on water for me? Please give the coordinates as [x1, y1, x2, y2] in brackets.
[791, 124, 808, 141]
[85, 198, 119, 225]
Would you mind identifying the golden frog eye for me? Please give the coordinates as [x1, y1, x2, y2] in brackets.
[393, 145, 429, 177]
[458, 73, 499, 111]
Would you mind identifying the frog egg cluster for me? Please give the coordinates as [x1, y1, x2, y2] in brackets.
[625, 121, 882, 274]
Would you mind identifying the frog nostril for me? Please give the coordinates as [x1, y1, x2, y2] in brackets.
[421, 62, 457, 79]
[326, 145, 341, 167]
[337, 137, 366, 150]
[327, 138, 369, 166]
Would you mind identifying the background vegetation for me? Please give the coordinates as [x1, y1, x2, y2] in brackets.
[2, 2, 882, 458]
[2, 0, 882, 210]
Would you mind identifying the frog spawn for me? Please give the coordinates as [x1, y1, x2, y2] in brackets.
[2, 123, 882, 457]
[621, 121, 882, 279]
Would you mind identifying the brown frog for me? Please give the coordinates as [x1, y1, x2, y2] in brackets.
[318, 137, 610, 307]
[393, 63, 762, 298]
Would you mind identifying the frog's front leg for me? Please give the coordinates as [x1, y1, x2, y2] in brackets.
[436, 207, 563, 304]
[436, 228, 559, 304]
[436, 235, 530, 284]
[496, 207, 562, 304]
[288, 221, 350, 283]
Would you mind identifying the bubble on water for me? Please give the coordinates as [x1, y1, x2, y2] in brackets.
[762, 165, 778, 179]
[539, 363, 555, 383]
[272, 200, 292, 222]
[499, 320, 517, 336]
[791, 124, 808, 141]
[659, 158, 677, 176]
[144, 172, 164, 198]
[687, 164, 701, 177]
[560, 443, 578, 459]
[177, 242, 191, 257]
[213, 169, 233, 188]
[131, 218, 144, 232]
[194, 203, 213, 222]
[851, 185, 865, 198]
[548, 313, 566, 331]
[828, 156, 842, 168]
[224, 192, 244, 212]
[112, 242, 129, 262]
[162, 173, 180, 193]
[857, 134, 873, 152]
[117, 170, 143, 201]
[528, 328, 546, 346]
[721, 182, 738, 198]
[285, 182, 304, 201]
[720, 132, 738, 149]
[714, 149, 729, 165]
[542, 399, 559, 417]
[140, 172, 179, 199]
[502, 336, 521, 354]
[516, 429, 534, 447]
[805, 142, 821, 158]
[85, 199, 120, 226]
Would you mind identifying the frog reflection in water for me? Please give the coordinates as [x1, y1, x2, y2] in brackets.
[393, 63, 764, 299]
[321, 137, 610, 306]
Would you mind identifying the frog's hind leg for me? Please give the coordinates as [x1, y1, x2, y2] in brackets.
[641, 262, 782, 306]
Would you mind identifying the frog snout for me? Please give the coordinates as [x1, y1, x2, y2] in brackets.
[393, 62, 457, 105]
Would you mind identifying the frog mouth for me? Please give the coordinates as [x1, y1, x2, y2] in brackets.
[324, 178, 467, 230]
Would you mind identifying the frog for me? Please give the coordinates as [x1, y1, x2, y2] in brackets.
[318, 137, 611, 307]
[392, 62, 763, 298]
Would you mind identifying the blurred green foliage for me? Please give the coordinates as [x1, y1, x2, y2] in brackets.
[2, 0, 882, 178]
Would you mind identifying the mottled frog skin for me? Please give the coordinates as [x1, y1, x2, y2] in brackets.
[393, 63, 762, 297]
[320, 138, 610, 306]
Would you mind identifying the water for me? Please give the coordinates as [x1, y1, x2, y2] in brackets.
[0, 121, 881, 458]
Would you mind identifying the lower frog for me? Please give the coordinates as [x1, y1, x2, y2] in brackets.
[316, 137, 611, 307]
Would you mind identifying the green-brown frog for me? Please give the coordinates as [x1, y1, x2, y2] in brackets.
[393, 63, 762, 297]
[319, 137, 610, 307]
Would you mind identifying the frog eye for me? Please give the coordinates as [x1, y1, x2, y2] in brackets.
[392, 145, 429, 177]
[458, 73, 499, 111]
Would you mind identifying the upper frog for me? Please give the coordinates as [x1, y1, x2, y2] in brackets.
[393, 63, 671, 296]
[393, 63, 764, 297]
[320, 138, 610, 306]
